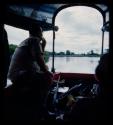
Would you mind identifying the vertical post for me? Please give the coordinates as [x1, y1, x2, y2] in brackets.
[101, 13, 106, 56]
[101, 30, 104, 56]
[51, 26, 55, 73]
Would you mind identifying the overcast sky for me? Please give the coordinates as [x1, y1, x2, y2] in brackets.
[5, 6, 109, 54]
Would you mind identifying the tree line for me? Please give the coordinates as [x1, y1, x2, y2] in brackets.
[48, 50, 100, 57]
[9, 44, 100, 63]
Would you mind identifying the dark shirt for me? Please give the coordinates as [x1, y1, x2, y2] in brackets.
[7, 36, 43, 81]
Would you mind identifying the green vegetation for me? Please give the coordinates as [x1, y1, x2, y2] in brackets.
[9, 44, 50, 63]
[48, 50, 100, 57]
[9, 44, 100, 64]
[9, 44, 17, 56]
[44, 51, 49, 63]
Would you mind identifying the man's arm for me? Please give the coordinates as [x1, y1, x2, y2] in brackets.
[31, 38, 51, 74]
[36, 54, 48, 72]
[41, 37, 46, 52]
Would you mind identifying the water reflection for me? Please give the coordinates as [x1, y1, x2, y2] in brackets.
[47, 57, 100, 74]
[66, 56, 71, 62]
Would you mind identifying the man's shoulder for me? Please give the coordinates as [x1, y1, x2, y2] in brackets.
[18, 38, 29, 47]
[18, 37, 41, 48]
[28, 37, 41, 45]
[29, 36, 40, 41]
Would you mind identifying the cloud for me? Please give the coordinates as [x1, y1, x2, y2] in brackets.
[49, 6, 108, 53]
[55, 6, 103, 34]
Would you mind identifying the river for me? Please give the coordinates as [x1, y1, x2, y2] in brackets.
[7, 56, 100, 86]
[47, 56, 100, 74]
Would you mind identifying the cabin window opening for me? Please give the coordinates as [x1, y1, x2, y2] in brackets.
[5, 25, 29, 46]
[5, 24, 29, 86]
[53, 6, 109, 74]
[5, 25, 29, 61]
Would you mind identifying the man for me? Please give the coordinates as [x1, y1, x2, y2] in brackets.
[6, 24, 53, 120]
[7, 24, 53, 102]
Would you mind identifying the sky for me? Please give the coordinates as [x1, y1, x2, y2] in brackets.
[5, 6, 109, 54]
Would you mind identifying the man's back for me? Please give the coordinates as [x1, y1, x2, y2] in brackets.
[7, 37, 42, 81]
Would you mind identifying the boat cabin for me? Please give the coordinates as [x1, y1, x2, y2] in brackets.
[1, 1, 112, 122]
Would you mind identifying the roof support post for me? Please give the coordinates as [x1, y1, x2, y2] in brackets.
[51, 25, 55, 73]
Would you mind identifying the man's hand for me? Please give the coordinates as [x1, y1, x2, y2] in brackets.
[45, 70, 53, 77]
[45, 65, 49, 70]
[41, 37, 46, 52]
[44, 70, 53, 85]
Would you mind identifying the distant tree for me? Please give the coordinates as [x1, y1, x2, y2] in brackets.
[90, 50, 94, 55]
[44, 51, 49, 63]
[50, 52, 56, 55]
[66, 50, 71, 55]
[57, 52, 65, 55]
[86, 50, 100, 57]
[9, 44, 17, 56]
[70, 52, 75, 55]
[87, 50, 94, 55]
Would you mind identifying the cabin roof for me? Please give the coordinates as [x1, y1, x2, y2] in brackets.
[4, 3, 109, 31]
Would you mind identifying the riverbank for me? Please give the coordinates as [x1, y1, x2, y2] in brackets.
[49, 55, 100, 57]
